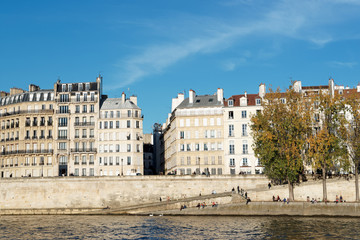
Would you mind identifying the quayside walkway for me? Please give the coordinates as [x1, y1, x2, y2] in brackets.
[85, 191, 246, 215]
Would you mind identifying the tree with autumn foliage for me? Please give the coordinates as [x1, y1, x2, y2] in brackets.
[251, 84, 313, 201]
[307, 91, 348, 202]
[342, 91, 360, 202]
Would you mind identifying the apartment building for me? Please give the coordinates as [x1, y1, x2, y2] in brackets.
[223, 84, 265, 175]
[97, 93, 143, 176]
[0, 76, 144, 178]
[163, 89, 225, 175]
[0, 85, 55, 178]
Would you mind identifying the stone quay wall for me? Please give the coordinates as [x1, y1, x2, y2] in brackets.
[0, 175, 268, 210]
[0, 175, 358, 213]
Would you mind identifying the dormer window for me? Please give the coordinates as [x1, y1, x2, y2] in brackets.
[339, 90, 343, 95]
[68, 84, 72, 92]
[256, 99, 261, 105]
[280, 98, 286, 104]
[240, 98, 247, 106]
[228, 100, 233, 106]
[78, 83, 83, 91]
[85, 83, 90, 91]
[209, 98, 213, 102]
[62, 84, 66, 92]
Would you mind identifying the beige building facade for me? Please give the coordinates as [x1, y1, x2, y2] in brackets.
[164, 89, 225, 175]
[0, 76, 144, 178]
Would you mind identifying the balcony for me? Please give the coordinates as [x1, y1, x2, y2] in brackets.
[25, 136, 30, 140]
[89, 161, 94, 165]
[74, 162, 79, 165]
[32, 136, 38, 140]
[47, 121, 53, 126]
[74, 122, 95, 127]
[32, 121, 38, 126]
[58, 123, 68, 127]
[58, 136, 68, 140]
[39, 136, 45, 139]
[40, 121, 45, 126]
[82, 135, 87, 138]
[25, 122, 31, 127]
[0, 109, 53, 118]
[89, 135, 94, 138]
[47, 135, 53, 139]
[56, 110, 70, 114]
[70, 148, 97, 153]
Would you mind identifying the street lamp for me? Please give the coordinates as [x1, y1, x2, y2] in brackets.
[121, 158, 124, 176]
[198, 157, 200, 175]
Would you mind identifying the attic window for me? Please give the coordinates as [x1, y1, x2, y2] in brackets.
[209, 98, 213, 102]
[228, 100, 233, 106]
[339, 90, 343, 95]
[115, 102, 118, 105]
[196, 99, 200, 103]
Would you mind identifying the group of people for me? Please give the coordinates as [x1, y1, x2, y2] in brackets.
[180, 204, 187, 211]
[196, 202, 207, 209]
[335, 195, 345, 203]
[272, 195, 290, 204]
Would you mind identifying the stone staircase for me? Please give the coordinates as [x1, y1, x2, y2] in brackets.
[84, 191, 246, 215]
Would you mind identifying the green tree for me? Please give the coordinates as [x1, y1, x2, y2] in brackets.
[251, 85, 312, 201]
[308, 92, 348, 202]
[342, 92, 360, 202]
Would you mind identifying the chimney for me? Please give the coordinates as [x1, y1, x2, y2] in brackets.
[189, 89, 195, 104]
[357, 84, 360, 92]
[122, 92, 126, 103]
[10, 88, 24, 96]
[29, 84, 40, 92]
[244, 91, 247, 98]
[293, 80, 302, 93]
[217, 88, 224, 103]
[130, 95, 137, 105]
[329, 78, 335, 96]
[171, 93, 184, 112]
[259, 83, 266, 98]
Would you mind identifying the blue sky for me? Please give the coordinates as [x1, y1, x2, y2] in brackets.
[1, 0, 360, 133]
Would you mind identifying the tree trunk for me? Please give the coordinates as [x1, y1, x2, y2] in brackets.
[356, 161, 359, 202]
[288, 181, 294, 201]
[322, 166, 327, 203]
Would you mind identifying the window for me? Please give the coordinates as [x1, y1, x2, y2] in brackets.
[195, 144, 200, 151]
[83, 93, 87, 101]
[229, 140, 235, 154]
[90, 105, 94, 112]
[110, 121, 113, 129]
[74, 168, 79, 176]
[180, 144, 185, 151]
[117, 111, 120, 117]
[242, 158, 248, 166]
[127, 144, 131, 152]
[83, 105, 87, 113]
[243, 141, 248, 154]
[75, 156, 79, 164]
[110, 111, 114, 118]
[90, 168, 94, 176]
[136, 121, 140, 128]
[82, 155, 86, 164]
[228, 100, 233, 106]
[59, 142, 67, 150]
[256, 99, 261, 105]
[127, 120, 131, 128]
[280, 98, 286, 104]
[128, 110, 131, 117]
[186, 144, 191, 151]
[229, 124, 234, 137]
[230, 158, 235, 167]
[82, 168, 86, 176]
[204, 143, 208, 151]
[242, 124, 248, 136]
[76, 94, 80, 102]
[116, 121, 120, 128]
[127, 156, 131, 165]
[229, 111, 234, 119]
[180, 131, 184, 139]
[241, 110, 247, 118]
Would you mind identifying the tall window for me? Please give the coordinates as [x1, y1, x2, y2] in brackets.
[229, 124, 234, 137]
[242, 141, 248, 154]
[241, 110, 247, 118]
[242, 124, 247, 136]
[229, 140, 235, 154]
[229, 111, 234, 119]
[127, 156, 131, 165]
[242, 158, 248, 166]
[230, 158, 235, 167]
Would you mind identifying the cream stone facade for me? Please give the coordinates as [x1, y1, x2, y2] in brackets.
[164, 89, 225, 175]
[0, 76, 144, 178]
[97, 93, 143, 176]
[224, 84, 265, 175]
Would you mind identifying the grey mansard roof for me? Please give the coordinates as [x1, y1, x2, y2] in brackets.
[100, 98, 140, 110]
[176, 95, 223, 109]
[0, 90, 54, 106]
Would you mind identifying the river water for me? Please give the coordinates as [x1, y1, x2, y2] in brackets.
[0, 215, 359, 239]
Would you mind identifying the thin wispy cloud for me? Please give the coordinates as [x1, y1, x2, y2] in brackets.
[109, 0, 360, 89]
[329, 61, 358, 68]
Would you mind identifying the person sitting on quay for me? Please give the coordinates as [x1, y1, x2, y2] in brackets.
[246, 197, 251, 205]
[196, 203, 201, 209]
[340, 195, 344, 202]
[283, 198, 286, 204]
[276, 195, 281, 202]
[272, 195, 276, 202]
[335, 195, 339, 204]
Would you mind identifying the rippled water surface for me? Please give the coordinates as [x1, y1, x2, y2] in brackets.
[0, 215, 359, 239]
